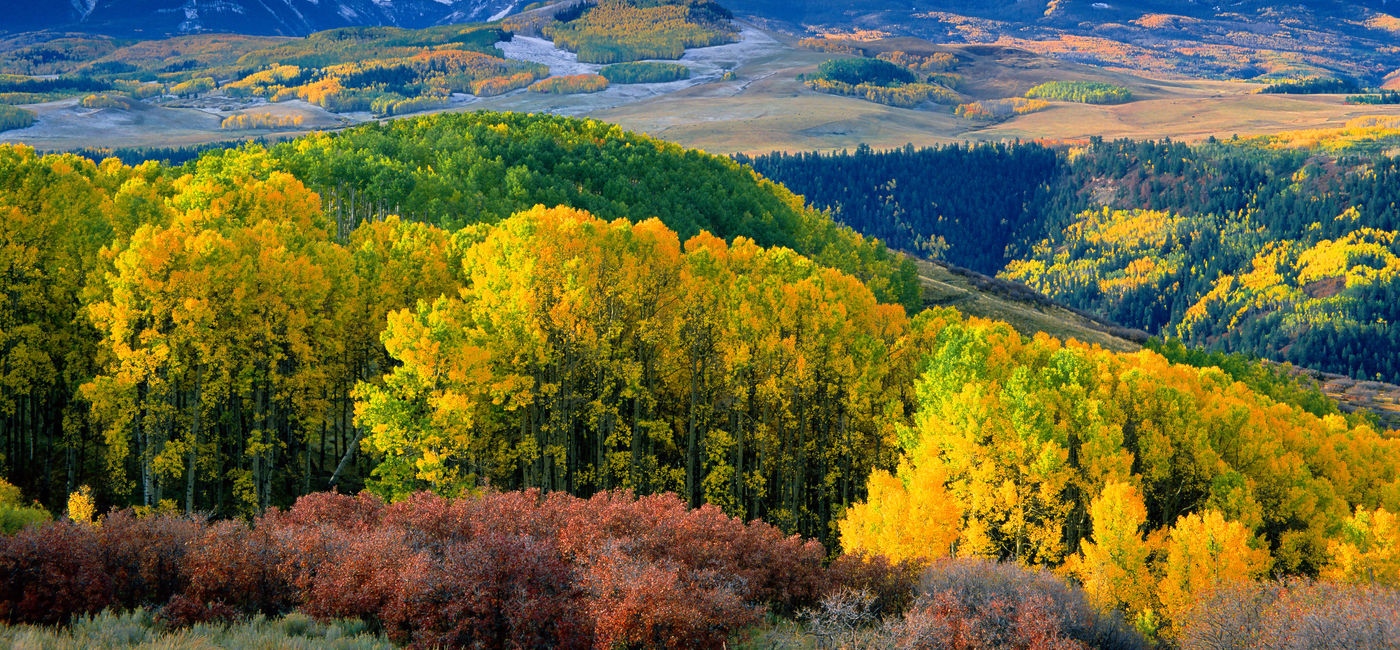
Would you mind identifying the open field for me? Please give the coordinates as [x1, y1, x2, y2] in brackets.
[594, 32, 1400, 154]
[4, 97, 349, 151]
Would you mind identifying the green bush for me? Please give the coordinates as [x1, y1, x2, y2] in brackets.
[0, 504, 51, 535]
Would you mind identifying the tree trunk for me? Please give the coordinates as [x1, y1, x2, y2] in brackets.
[185, 367, 202, 515]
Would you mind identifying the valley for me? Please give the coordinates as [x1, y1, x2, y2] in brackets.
[8, 13, 1400, 155]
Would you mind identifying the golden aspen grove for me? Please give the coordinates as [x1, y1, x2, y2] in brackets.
[1, 110, 1399, 648]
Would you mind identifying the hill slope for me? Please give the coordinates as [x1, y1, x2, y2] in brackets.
[727, 0, 1400, 82]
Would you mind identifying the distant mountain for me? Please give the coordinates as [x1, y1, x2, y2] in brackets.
[0, 0, 520, 37]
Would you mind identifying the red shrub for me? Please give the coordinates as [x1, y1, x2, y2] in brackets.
[158, 593, 241, 627]
[0, 487, 853, 647]
[553, 491, 828, 612]
[100, 510, 203, 609]
[0, 521, 111, 624]
[278, 490, 387, 532]
[290, 525, 423, 625]
[395, 533, 587, 650]
[178, 519, 293, 619]
[584, 546, 755, 650]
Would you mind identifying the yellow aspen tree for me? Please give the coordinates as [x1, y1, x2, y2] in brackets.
[1157, 510, 1269, 635]
[1324, 506, 1400, 586]
[1069, 481, 1155, 627]
[839, 443, 961, 563]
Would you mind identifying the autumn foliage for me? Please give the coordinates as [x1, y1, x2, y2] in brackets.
[0, 105, 35, 132]
[838, 317, 1400, 634]
[542, 0, 736, 64]
[0, 489, 855, 648]
[529, 74, 610, 94]
[793, 558, 1144, 649]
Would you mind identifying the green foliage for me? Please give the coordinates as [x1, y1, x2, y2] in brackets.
[1146, 338, 1351, 421]
[814, 58, 917, 86]
[0, 505, 49, 535]
[1025, 80, 1134, 104]
[738, 143, 1061, 274]
[0, 480, 51, 534]
[0, 105, 36, 132]
[600, 61, 691, 83]
[802, 58, 960, 108]
[804, 78, 959, 107]
[0, 74, 110, 95]
[1347, 91, 1400, 104]
[746, 138, 1400, 385]
[356, 205, 925, 541]
[0, 92, 60, 105]
[258, 111, 919, 307]
[1260, 76, 1361, 94]
[843, 318, 1400, 630]
[368, 93, 448, 117]
[234, 24, 508, 70]
[225, 36, 546, 111]
[0, 110, 917, 517]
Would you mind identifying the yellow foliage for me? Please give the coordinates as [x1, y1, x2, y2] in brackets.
[839, 451, 962, 563]
[0, 479, 21, 506]
[1069, 481, 1154, 621]
[1324, 506, 1400, 585]
[528, 74, 609, 94]
[220, 112, 305, 130]
[1157, 510, 1269, 635]
[66, 485, 97, 525]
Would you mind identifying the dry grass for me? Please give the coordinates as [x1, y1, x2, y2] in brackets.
[0, 610, 392, 649]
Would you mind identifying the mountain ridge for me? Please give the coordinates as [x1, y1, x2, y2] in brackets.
[0, 0, 519, 37]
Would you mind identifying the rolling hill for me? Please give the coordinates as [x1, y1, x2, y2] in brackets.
[725, 0, 1400, 82]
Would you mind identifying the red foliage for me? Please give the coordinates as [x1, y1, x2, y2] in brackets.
[0, 521, 112, 624]
[0, 488, 857, 647]
[100, 510, 203, 609]
[277, 490, 386, 532]
[157, 594, 241, 627]
[395, 533, 586, 649]
[584, 548, 751, 649]
[179, 519, 293, 620]
[553, 491, 829, 613]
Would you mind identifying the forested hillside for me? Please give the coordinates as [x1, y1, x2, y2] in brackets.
[742, 132, 1400, 384]
[0, 111, 914, 535]
[4, 110, 1400, 648]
